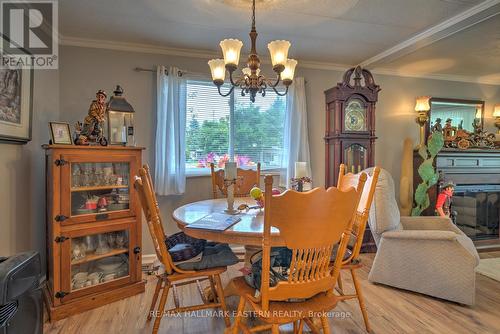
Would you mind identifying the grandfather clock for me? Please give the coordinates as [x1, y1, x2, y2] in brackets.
[324, 66, 380, 252]
[324, 66, 380, 187]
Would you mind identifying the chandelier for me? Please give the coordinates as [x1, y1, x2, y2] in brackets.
[208, 0, 297, 102]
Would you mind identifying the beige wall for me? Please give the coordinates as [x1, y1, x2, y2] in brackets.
[2, 45, 499, 259]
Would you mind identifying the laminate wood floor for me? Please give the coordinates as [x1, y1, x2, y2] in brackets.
[43, 252, 500, 334]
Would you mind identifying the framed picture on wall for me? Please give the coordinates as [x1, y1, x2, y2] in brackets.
[0, 34, 34, 144]
[49, 122, 73, 145]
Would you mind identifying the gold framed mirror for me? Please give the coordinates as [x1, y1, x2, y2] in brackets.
[427, 97, 484, 141]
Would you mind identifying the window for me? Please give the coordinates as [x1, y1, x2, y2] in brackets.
[185, 80, 286, 173]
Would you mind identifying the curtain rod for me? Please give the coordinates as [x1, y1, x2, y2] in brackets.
[134, 66, 306, 83]
[134, 67, 201, 77]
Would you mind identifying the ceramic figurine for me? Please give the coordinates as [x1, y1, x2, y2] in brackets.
[435, 181, 456, 221]
[444, 118, 453, 130]
[76, 90, 108, 146]
[431, 118, 442, 133]
[74, 121, 89, 145]
[442, 118, 457, 146]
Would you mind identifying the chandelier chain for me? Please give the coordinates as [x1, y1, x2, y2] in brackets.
[251, 0, 256, 31]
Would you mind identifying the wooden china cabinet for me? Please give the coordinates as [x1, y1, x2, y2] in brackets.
[324, 66, 380, 252]
[43, 145, 145, 320]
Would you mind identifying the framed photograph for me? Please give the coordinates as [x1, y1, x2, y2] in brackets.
[0, 34, 34, 144]
[49, 122, 73, 145]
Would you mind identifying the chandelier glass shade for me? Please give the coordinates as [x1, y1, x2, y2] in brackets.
[208, 0, 297, 102]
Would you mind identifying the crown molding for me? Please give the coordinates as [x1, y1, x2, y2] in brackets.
[360, 0, 500, 67]
[370, 67, 500, 86]
[60, 35, 218, 59]
[59, 35, 350, 72]
[60, 35, 499, 85]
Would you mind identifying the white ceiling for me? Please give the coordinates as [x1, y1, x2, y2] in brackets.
[59, 0, 500, 83]
[60, 0, 484, 64]
[371, 14, 500, 83]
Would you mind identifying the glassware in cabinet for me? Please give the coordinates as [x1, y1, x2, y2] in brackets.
[69, 230, 130, 291]
[70, 162, 130, 216]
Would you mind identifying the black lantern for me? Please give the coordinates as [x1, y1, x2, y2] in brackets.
[107, 85, 135, 146]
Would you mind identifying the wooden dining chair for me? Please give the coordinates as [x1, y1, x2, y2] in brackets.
[335, 164, 380, 333]
[228, 173, 366, 334]
[210, 162, 261, 199]
[134, 165, 231, 334]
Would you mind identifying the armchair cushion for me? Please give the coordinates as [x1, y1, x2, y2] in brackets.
[365, 168, 401, 235]
[400, 216, 463, 234]
[382, 230, 458, 241]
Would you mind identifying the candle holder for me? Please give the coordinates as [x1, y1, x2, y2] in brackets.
[291, 176, 312, 192]
[223, 178, 239, 215]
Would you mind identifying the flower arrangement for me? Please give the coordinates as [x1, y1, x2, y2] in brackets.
[196, 152, 255, 168]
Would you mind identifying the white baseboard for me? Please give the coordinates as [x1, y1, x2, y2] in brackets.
[142, 254, 158, 265]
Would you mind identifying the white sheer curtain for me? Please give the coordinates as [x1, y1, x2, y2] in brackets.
[280, 77, 311, 187]
[154, 66, 187, 195]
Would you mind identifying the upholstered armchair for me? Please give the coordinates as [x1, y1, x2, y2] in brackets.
[366, 168, 480, 305]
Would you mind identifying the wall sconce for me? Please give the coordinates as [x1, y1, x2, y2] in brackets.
[494, 104, 500, 134]
[415, 96, 431, 148]
[107, 85, 135, 146]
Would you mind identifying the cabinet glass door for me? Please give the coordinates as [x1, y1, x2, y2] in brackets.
[59, 154, 137, 224]
[60, 225, 135, 302]
[71, 162, 130, 216]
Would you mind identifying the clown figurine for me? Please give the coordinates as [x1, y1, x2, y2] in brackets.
[78, 90, 108, 146]
[435, 181, 455, 219]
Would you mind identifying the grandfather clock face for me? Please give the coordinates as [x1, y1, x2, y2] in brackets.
[344, 98, 367, 132]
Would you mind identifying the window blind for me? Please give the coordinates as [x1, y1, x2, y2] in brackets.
[185, 79, 285, 170]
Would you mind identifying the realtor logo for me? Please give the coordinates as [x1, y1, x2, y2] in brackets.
[1, 0, 58, 69]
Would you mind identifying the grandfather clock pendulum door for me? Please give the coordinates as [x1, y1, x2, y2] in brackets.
[324, 66, 380, 187]
[324, 66, 380, 252]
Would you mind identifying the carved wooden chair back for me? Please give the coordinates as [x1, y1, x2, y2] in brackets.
[259, 174, 366, 311]
[337, 164, 380, 261]
[134, 165, 174, 275]
[210, 162, 261, 198]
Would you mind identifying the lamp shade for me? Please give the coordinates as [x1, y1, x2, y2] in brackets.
[219, 39, 243, 66]
[415, 96, 431, 112]
[208, 59, 226, 82]
[493, 104, 500, 117]
[267, 40, 291, 68]
[281, 59, 297, 81]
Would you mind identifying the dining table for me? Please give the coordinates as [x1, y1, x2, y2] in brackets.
[172, 197, 285, 247]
